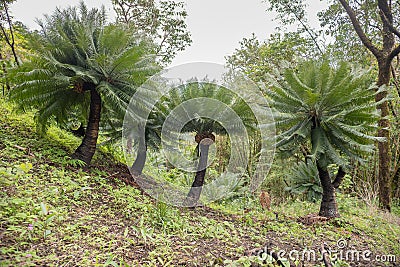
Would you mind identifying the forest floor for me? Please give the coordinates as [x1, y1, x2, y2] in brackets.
[1, 98, 400, 267]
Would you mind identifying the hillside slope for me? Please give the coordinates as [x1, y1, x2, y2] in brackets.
[0, 98, 399, 267]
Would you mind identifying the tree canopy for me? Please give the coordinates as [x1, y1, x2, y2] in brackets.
[112, 0, 192, 64]
[9, 2, 158, 164]
[267, 60, 383, 217]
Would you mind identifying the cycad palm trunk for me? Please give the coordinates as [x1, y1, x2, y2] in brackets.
[185, 133, 215, 206]
[317, 164, 346, 218]
[185, 143, 210, 206]
[72, 89, 101, 165]
[312, 117, 345, 218]
[131, 138, 147, 175]
[317, 164, 339, 218]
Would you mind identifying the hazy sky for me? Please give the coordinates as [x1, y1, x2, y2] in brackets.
[10, 0, 327, 66]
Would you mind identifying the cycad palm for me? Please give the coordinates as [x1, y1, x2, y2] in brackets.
[267, 61, 384, 218]
[9, 2, 156, 165]
[157, 81, 257, 206]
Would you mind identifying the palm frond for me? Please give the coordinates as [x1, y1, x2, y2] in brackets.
[10, 2, 157, 137]
[269, 60, 383, 168]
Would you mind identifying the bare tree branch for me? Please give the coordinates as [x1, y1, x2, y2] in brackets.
[378, 0, 396, 53]
[379, 10, 400, 40]
[0, 51, 11, 95]
[280, 1, 324, 55]
[389, 101, 398, 118]
[156, 31, 169, 55]
[389, 44, 400, 62]
[0, 0, 19, 65]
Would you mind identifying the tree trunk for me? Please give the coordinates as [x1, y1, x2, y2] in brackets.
[184, 133, 215, 206]
[376, 60, 392, 212]
[337, 0, 400, 213]
[185, 143, 210, 206]
[72, 89, 101, 165]
[0, 1, 19, 66]
[10, 45, 19, 66]
[317, 164, 340, 218]
[0, 52, 11, 95]
[394, 164, 400, 199]
[131, 138, 147, 175]
[311, 118, 340, 218]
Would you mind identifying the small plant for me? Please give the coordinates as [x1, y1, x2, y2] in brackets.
[37, 202, 57, 239]
[18, 162, 33, 173]
[202, 172, 246, 201]
[131, 216, 154, 247]
[285, 160, 321, 202]
[62, 157, 86, 168]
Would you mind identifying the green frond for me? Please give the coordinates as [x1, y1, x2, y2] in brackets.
[9, 1, 157, 137]
[284, 70, 315, 101]
[270, 60, 383, 168]
[310, 126, 326, 159]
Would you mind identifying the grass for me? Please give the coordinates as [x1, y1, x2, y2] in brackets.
[0, 97, 399, 267]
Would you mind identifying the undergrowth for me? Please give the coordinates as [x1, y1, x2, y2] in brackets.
[0, 98, 399, 266]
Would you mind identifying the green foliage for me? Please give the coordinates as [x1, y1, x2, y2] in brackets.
[264, 0, 324, 55]
[226, 32, 319, 82]
[285, 160, 322, 202]
[0, 97, 399, 266]
[267, 60, 384, 169]
[157, 81, 257, 135]
[265, 0, 308, 27]
[127, 80, 260, 177]
[9, 2, 157, 134]
[0, 16, 30, 95]
[112, 0, 192, 64]
[202, 172, 247, 201]
[318, 1, 399, 66]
